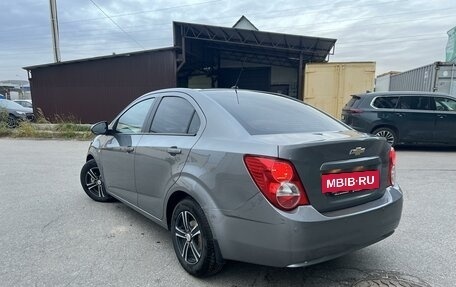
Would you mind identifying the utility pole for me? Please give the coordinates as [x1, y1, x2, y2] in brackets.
[49, 0, 61, 62]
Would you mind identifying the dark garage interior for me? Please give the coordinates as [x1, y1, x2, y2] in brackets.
[24, 19, 336, 123]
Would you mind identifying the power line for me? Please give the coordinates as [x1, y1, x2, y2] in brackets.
[0, 0, 401, 33]
[63, 0, 222, 24]
[88, 0, 145, 49]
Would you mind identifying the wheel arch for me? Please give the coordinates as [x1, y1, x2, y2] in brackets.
[86, 154, 95, 162]
[166, 190, 192, 230]
[371, 124, 399, 137]
[164, 175, 219, 232]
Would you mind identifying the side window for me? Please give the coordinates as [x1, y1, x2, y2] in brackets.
[150, 97, 200, 134]
[372, 96, 399, 109]
[435, 97, 456, 111]
[398, 96, 433, 110]
[116, 98, 155, 134]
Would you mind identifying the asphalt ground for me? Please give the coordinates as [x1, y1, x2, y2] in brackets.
[0, 139, 454, 287]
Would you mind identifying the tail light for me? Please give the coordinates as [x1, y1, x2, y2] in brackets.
[244, 155, 309, 211]
[388, 147, 397, 186]
[349, 108, 364, 113]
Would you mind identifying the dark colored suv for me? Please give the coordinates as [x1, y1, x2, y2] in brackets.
[341, 91, 456, 146]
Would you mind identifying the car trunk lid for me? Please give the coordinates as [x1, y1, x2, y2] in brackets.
[260, 130, 391, 213]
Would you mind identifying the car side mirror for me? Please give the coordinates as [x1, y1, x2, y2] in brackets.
[91, 121, 109, 135]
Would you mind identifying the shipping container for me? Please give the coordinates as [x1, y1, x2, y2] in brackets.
[303, 62, 375, 118]
[389, 62, 456, 96]
[375, 71, 400, 92]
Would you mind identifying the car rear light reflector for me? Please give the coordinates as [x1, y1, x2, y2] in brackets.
[244, 155, 309, 211]
[388, 147, 397, 186]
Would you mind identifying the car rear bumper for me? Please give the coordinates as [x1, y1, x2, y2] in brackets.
[209, 186, 403, 267]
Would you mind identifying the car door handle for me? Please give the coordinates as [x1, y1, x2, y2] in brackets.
[167, 146, 182, 155]
[119, 146, 135, 153]
[395, 113, 404, 117]
[437, 114, 447, 119]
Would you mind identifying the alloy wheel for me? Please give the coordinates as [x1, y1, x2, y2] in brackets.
[84, 166, 106, 198]
[174, 210, 202, 265]
[375, 129, 395, 145]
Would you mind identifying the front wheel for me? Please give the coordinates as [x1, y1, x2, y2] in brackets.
[80, 159, 114, 202]
[373, 127, 397, 146]
[7, 115, 17, 128]
[171, 199, 223, 277]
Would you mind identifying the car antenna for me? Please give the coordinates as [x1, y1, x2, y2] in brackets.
[231, 56, 247, 104]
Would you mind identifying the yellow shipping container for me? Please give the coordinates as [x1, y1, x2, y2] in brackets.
[303, 62, 376, 119]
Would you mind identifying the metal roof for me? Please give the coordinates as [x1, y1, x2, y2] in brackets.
[173, 21, 336, 65]
[23, 47, 176, 70]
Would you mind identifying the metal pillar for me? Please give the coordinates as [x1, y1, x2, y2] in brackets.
[297, 52, 304, 101]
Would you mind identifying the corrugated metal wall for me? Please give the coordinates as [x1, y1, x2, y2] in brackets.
[29, 49, 176, 123]
[389, 62, 456, 96]
[389, 63, 437, 92]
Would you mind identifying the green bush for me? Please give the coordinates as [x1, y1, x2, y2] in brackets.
[0, 108, 92, 140]
[0, 108, 8, 122]
[16, 122, 39, 137]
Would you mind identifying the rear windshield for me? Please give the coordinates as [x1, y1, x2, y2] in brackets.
[206, 90, 348, 135]
[345, 96, 362, 108]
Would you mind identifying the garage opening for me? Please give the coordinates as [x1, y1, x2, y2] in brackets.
[173, 21, 336, 99]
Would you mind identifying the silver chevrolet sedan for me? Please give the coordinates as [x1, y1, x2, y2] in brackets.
[80, 88, 403, 277]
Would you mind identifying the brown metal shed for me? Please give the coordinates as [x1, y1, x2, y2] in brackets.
[25, 48, 176, 123]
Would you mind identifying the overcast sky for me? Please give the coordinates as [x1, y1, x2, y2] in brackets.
[0, 0, 454, 81]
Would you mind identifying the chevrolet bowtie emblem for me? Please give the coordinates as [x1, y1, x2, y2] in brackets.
[349, 147, 365, 156]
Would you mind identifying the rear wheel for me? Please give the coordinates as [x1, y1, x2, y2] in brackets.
[80, 159, 114, 202]
[171, 198, 223, 277]
[373, 127, 397, 146]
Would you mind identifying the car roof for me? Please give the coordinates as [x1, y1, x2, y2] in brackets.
[353, 91, 453, 98]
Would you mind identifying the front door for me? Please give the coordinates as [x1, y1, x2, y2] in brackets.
[433, 96, 456, 144]
[100, 98, 155, 205]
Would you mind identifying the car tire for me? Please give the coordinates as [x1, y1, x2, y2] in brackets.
[171, 198, 224, 277]
[7, 115, 17, 128]
[373, 127, 397, 146]
[80, 159, 115, 202]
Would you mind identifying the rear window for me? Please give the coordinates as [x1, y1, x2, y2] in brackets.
[207, 90, 348, 135]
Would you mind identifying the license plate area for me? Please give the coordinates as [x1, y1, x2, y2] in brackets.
[321, 170, 380, 194]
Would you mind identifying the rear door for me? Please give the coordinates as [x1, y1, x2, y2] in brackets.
[394, 96, 435, 143]
[135, 94, 204, 219]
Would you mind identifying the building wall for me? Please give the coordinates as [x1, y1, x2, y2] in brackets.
[29, 49, 176, 123]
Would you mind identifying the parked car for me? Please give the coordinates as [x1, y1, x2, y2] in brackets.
[80, 88, 403, 277]
[13, 99, 33, 109]
[341, 91, 456, 146]
[0, 99, 34, 127]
